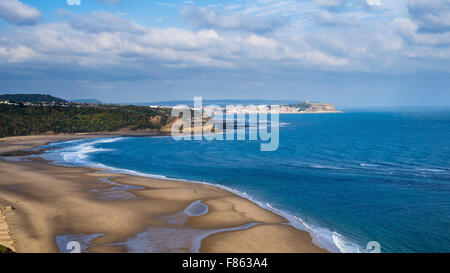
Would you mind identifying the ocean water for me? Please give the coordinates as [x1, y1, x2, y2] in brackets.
[41, 110, 450, 253]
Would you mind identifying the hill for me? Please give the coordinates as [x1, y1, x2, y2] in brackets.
[0, 94, 67, 104]
[287, 102, 338, 113]
[0, 104, 175, 138]
[287, 102, 313, 111]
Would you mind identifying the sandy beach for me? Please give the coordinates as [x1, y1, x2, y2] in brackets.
[0, 134, 326, 253]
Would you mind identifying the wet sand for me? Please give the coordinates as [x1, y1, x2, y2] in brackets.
[0, 134, 326, 253]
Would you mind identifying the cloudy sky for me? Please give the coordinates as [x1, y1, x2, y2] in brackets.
[0, 0, 449, 106]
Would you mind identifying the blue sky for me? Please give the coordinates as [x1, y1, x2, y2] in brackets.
[0, 0, 449, 106]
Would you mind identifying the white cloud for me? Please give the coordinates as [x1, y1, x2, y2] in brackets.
[314, 0, 344, 8]
[393, 17, 450, 47]
[180, 6, 286, 33]
[314, 11, 359, 25]
[8, 45, 36, 63]
[408, 0, 450, 32]
[0, 0, 41, 25]
[366, 0, 382, 7]
[69, 11, 146, 33]
[1, 2, 450, 81]
[0, 10, 354, 72]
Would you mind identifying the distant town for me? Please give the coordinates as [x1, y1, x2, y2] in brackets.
[186, 102, 340, 114]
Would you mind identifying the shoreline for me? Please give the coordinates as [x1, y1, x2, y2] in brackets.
[0, 133, 327, 253]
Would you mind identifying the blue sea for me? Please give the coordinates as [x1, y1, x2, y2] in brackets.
[41, 110, 450, 253]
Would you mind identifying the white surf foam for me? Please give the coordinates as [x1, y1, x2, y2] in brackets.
[360, 163, 378, 167]
[43, 137, 124, 166]
[309, 164, 347, 170]
[416, 168, 446, 172]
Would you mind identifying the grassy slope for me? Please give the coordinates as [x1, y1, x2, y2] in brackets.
[0, 104, 174, 138]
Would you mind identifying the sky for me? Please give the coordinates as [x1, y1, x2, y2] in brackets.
[0, 0, 449, 106]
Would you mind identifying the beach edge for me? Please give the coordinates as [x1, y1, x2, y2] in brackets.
[0, 133, 327, 253]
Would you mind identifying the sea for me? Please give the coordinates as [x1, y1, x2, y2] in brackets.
[40, 109, 450, 253]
